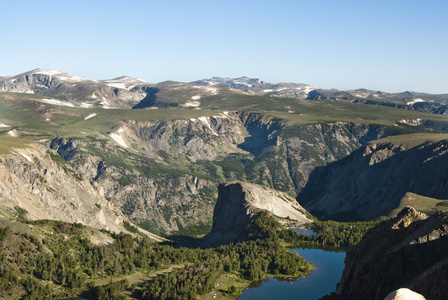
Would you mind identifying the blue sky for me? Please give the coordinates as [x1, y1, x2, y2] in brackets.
[2, 0, 447, 93]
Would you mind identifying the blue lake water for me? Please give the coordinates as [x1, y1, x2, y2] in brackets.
[237, 248, 346, 300]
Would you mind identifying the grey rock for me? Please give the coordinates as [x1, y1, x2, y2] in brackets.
[298, 138, 448, 221]
[203, 180, 311, 246]
[322, 207, 448, 300]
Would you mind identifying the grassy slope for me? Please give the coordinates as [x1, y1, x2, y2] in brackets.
[0, 136, 31, 154]
[368, 133, 448, 148]
[0, 92, 221, 137]
[2, 89, 446, 160]
[197, 90, 448, 125]
[373, 134, 448, 217]
[387, 192, 448, 218]
[2, 91, 448, 138]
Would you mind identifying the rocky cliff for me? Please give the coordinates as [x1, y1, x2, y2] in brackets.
[48, 111, 398, 234]
[322, 207, 448, 300]
[0, 143, 162, 241]
[204, 181, 311, 245]
[298, 135, 448, 221]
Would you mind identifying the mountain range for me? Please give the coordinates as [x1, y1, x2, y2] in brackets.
[1, 68, 448, 299]
[2, 69, 448, 113]
[1, 68, 448, 236]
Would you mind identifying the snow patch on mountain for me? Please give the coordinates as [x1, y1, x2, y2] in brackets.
[110, 129, 128, 148]
[407, 98, 426, 105]
[183, 101, 201, 108]
[103, 76, 147, 90]
[399, 119, 422, 126]
[39, 99, 75, 107]
[16, 151, 32, 162]
[193, 77, 317, 98]
[106, 83, 127, 89]
[198, 116, 218, 136]
[84, 113, 97, 120]
[205, 87, 218, 95]
[31, 69, 90, 82]
[100, 97, 112, 109]
[80, 102, 93, 108]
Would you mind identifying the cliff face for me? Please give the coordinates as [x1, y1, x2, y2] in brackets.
[0, 144, 126, 233]
[48, 112, 393, 234]
[49, 112, 249, 234]
[323, 207, 448, 300]
[205, 181, 311, 245]
[298, 138, 448, 221]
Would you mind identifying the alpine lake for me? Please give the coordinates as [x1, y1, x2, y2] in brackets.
[238, 229, 346, 300]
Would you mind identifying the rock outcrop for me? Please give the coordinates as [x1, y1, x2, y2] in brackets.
[322, 207, 448, 300]
[384, 288, 426, 300]
[0, 143, 162, 241]
[203, 181, 311, 246]
[298, 136, 448, 220]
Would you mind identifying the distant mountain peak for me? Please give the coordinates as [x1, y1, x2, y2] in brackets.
[107, 75, 147, 83]
[192, 76, 317, 98]
[18, 68, 94, 83]
[28, 68, 62, 75]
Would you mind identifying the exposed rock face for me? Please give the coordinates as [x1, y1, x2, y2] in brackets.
[49, 112, 250, 234]
[44, 110, 403, 234]
[0, 69, 150, 108]
[322, 207, 448, 300]
[206, 181, 311, 245]
[48, 112, 395, 233]
[0, 144, 128, 234]
[51, 135, 217, 235]
[126, 112, 247, 161]
[298, 138, 448, 220]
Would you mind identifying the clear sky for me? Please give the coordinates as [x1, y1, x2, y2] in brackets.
[1, 0, 447, 93]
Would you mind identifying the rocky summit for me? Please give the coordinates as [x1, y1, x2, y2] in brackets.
[202, 180, 311, 246]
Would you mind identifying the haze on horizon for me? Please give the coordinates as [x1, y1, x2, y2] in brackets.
[1, 0, 447, 94]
